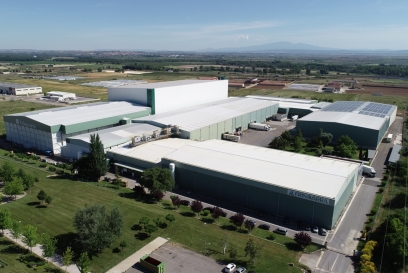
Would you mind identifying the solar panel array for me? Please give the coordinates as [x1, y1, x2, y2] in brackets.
[322, 101, 393, 119]
[358, 102, 392, 118]
[322, 101, 365, 112]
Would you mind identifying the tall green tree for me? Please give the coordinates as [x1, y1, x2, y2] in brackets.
[10, 220, 23, 242]
[335, 135, 358, 158]
[22, 224, 38, 252]
[244, 238, 261, 265]
[76, 252, 91, 273]
[3, 177, 24, 200]
[63, 247, 74, 272]
[165, 214, 175, 226]
[87, 134, 108, 180]
[37, 190, 47, 204]
[42, 233, 57, 261]
[0, 161, 15, 183]
[140, 167, 174, 194]
[0, 208, 12, 234]
[73, 204, 123, 254]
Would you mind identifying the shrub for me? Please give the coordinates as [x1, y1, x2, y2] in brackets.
[365, 226, 372, 232]
[39, 163, 47, 168]
[27, 261, 37, 268]
[378, 188, 384, 193]
[370, 209, 377, 215]
[48, 166, 56, 172]
[381, 181, 387, 187]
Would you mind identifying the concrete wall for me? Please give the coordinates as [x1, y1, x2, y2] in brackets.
[154, 80, 228, 114]
[162, 159, 344, 229]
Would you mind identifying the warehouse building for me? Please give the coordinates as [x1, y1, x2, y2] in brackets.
[62, 123, 162, 159]
[46, 91, 76, 101]
[297, 101, 397, 149]
[108, 80, 228, 114]
[0, 82, 42, 95]
[132, 97, 279, 141]
[4, 102, 150, 154]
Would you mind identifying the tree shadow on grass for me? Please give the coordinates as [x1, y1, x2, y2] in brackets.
[180, 212, 195, 217]
[131, 224, 142, 231]
[135, 232, 149, 241]
[55, 232, 80, 255]
[266, 235, 276, 241]
[36, 205, 48, 209]
[27, 201, 40, 206]
[0, 239, 13, 246]
[201, 218, 215, 224]
[112, 247, 121, 253]
[221, 224, 237, 231]
[238, 229, 248, 234]
[285, 242, 303, 252]
[1, 244, 28, 255]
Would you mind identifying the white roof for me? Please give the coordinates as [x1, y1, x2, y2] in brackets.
[12, 102, 149, 126]
[299, 111, 385, 130]
[111, 138, 194, 164]
[48, 91, 75, 96]
[116, 79, 217, 89]
[134, 97, 278, 132]
[163, 139, 360, 200]
[246, 95, 317, 104]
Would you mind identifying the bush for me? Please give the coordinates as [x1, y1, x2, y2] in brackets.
[27, 261, 37, 268]
[381, 181, 387, 187]
[365, 226, 372, 231]
[370, 209, 377, 215]
[39, 163, 47, 168]
[378, 188, 384, 193]
[48, 166, 56, 172]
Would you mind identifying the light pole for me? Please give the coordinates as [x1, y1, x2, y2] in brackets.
[204, 223, 207, 256]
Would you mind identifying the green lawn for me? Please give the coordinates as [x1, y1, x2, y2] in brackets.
[0, 236, 62, 273]
[1, 156, 312, 273]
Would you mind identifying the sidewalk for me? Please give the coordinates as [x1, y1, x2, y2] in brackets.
[3, 229, 80, 273]
[107, 237, 168, 273]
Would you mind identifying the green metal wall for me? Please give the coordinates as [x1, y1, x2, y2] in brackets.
[162, 159, 344, 229]
[297, 120, 383, 149]
[62, 108, 151, 134]
[332, 171, 357, 227]
[287, 108, 313, 118]
[182, 104, 278, 141]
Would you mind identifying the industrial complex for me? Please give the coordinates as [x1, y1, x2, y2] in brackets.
[4, 79, 398, 229]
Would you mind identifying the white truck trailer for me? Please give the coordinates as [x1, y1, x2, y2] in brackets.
[362, 165, 376, 177]
[386, 134, 393, 143]
[248, 123, 269, 131]
[222, 133, 240, 142]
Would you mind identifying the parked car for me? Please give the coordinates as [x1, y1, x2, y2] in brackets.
[225, 263, 236, 272]
[258, 224, 270, 230]
[319, 228, 327, 236]
[304, 224, 311, 231]
[236, 267, 246, 273]
[248, 220, 256, 225]
[180, 200, 190, 206]
[44, 150, 53, 156]
[311, 226, 318, 233]
[274, 227, 287, 235]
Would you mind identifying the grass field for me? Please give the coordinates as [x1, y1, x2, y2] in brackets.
[0, 155, 311, 273]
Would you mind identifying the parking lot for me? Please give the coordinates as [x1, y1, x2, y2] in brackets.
[126, 244, 226, 273]
[239, 120, 296, 147]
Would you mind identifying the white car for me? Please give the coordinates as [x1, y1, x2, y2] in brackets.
[225, 263, 236, 272]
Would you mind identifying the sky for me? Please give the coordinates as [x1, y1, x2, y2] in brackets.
[1, 0, 408, 51]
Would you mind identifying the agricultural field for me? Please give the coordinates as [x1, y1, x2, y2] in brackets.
[0, 154, 312, 273]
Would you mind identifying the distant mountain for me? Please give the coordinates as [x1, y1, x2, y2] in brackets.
[201, 42, 338, 53]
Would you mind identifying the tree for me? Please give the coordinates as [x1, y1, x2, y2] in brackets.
[153, 217, 163, 227]
[3, 178, 24, 200]
[191, 200, 203, 217]
[0, 208, 12, 234]
[171, 195, 181, 210]
[139, 217, 150, 229]
[335, 135, 358, 158]
[320, 132, 333, 147]
[165, 214, 175, 226]
[0, 161, 15, 183]
[37, 190, 47, 204]
[73, 204, 123, 254]
[119, 240, 127, 252]
[63, 247, 74, 272]
[144, 223, 158, 236]
[244, 238, 261, 265]
[294, 232, 312, 249]
[87, 134, 108, 180]
[151, 190, 165, 202]
[21, 174, 35, 191]
[211, 207, 224, 223]
[140, 167, 174, 194]
[45, 195, 53, 206]
[245, 220, 255, 234]
[42, 233, 57, 261]
[113, 166, 122, 189]
[22, 224, 38, 252]
[220, 231, 229, 255]
[76, 252, 91, 273]
[10, 220, 23, 242]
[228, 243, 238, 262]
[230, 213, 245, 229]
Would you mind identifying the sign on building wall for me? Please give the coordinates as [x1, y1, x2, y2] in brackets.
[287, 190, 330, 205]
